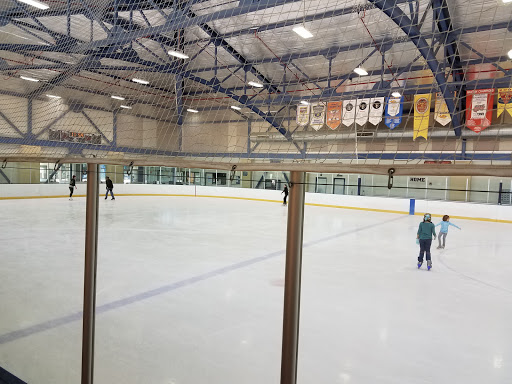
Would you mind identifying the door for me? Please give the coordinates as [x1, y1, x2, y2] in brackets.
[315, 177, 328, 193]
[333, 178, 346, 195]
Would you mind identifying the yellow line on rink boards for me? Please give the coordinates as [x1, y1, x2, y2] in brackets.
[1, 193, 512, 224]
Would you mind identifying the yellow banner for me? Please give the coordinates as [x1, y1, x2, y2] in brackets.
[497, 88, 512, 117]
[414, 94, 431, 140]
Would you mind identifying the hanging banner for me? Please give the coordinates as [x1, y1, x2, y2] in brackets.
[434, 93, 451, 126]
[413, 94, 431, 140]
[497, 88, 512, 117]
[368, 97, 384, 125]
[342, 99, 356, 126]
[384, 97, 403, 129]
[296, 104, 310, 127]
[466, 89, 494, 133]
[355, 98, 370, 126]
[326, 101, 342, 130]
[309, 102, 326, 131]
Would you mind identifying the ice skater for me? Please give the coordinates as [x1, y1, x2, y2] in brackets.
[417, 213, 436, 270]
[282, 184, 288, 205]
[105, 176, 115, 200]
[69, 175, 77, 200]
[436, 215, 461, 249]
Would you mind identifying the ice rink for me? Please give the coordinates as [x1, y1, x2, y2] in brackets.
[1, 195, 511, 384]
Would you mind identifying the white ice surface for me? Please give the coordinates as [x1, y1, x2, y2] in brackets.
[0, 196, 511, 384]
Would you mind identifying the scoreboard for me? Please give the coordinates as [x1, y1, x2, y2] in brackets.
[49, 129, 102, 145]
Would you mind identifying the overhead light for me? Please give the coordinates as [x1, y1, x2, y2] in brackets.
[168, 50, 189, 59]
[392, 91, 402, 98]
[231, 106, 242, 110]
[120, 105, 132, 109]
[111, 95, 125, 100]
[20, 75, 39, 82]
[508, 49, 512, 59]
[249, 26, 259, 30]
[300, 100, 309, 105]
[132, 78, 149, 85]
[46, 94, 61, 99]
[17, 0, 49, 10]
[187, 108, 198, 113]
[292, 25, 313, 39]
[353, 67, 368, 76]
[503, 0, 512, 3]
[248, 81, 264, 88]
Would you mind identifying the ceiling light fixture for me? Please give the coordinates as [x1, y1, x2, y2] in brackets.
[353, 67, 368, 76]
[502, 0, 512, 3]
[46, 94, 61, 99]
[120, 105, 132, 109]
[292, 25, 313, 39]
[300, 100, 310, 105]
[132, 78, 149, 85]
[168, 50, 189, 59]
[111, 95, 125, 100]
[187, 108, 199, 113]
[17, 0, 49, 10]
[230, 106, 242, 110]
[508, 49, 512, 59]
[248, 81, 264, 88]
[20, 75, 39, 82]
[392, 91, 402, 98]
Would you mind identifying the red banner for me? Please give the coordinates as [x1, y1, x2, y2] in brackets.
[326, 101, 342, 130]
[466, 89, 494, 133]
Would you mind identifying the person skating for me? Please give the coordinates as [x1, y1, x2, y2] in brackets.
[417, 213, 436, 271]
[435, 215, 461, 249]
[282, 185, 289, 205]
[105, 176, 115, 200]
[69, 175, 77, 200]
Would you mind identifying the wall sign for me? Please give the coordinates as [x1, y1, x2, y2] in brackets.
[49, 129, 102, 145]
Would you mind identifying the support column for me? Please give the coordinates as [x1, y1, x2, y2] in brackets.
[82, 164, 99, 384]
[280, 171, 306, 384]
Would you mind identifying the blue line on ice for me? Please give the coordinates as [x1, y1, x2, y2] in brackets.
[0, 217, 404, 345]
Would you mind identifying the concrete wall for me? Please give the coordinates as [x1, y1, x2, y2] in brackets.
[1, 184, 512, 223]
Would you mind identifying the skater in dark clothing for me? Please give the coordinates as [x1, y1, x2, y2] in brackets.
[282, 185, 289, 205]
[105, 176, 115, 200]
[417, 213, 436, 270]
[69, 175, 77, 200]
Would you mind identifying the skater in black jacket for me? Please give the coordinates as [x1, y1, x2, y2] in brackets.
[69, 175, 76, 200]
[282, 185, 289, 205]
[105, 176, 115, 200]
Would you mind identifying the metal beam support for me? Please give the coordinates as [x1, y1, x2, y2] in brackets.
[82, 111, 112, 145]
[280, 171, 305, 384]
[35, 110, 68, 138]
[0, 111, 25, 137]
[188, 9, 280, 94]
[81, 163, 99, 384]
[0, 169, 11, 184]
[459, 41, 510, 74]
[1, 135, 512, 161]
[46, 162, 62, 182]
[369, 0, 462, 136]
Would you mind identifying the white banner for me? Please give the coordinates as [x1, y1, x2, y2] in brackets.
[355, 98, 370, 126]
[309, 102, 326, 131]
[368, 97, 384, 125]
[342, 99, 356, 126]
[296, 104, 310, 127]
[471, 93, 488, 120]
[434, 93, 451, 126]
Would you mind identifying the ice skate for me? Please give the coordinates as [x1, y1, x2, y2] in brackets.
[427, 261, 432, 271]
[417, 262, 422, 269]
[437, 245, 442, 249]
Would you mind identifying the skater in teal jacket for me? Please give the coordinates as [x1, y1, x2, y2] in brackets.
[435, 215, 461, 249]
[417, 213, 436, 270]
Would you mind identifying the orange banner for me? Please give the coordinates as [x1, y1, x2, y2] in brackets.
[326, 101, 342, 130]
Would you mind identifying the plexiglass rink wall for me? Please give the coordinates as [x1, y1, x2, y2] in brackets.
[0, 162, 511, 205]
